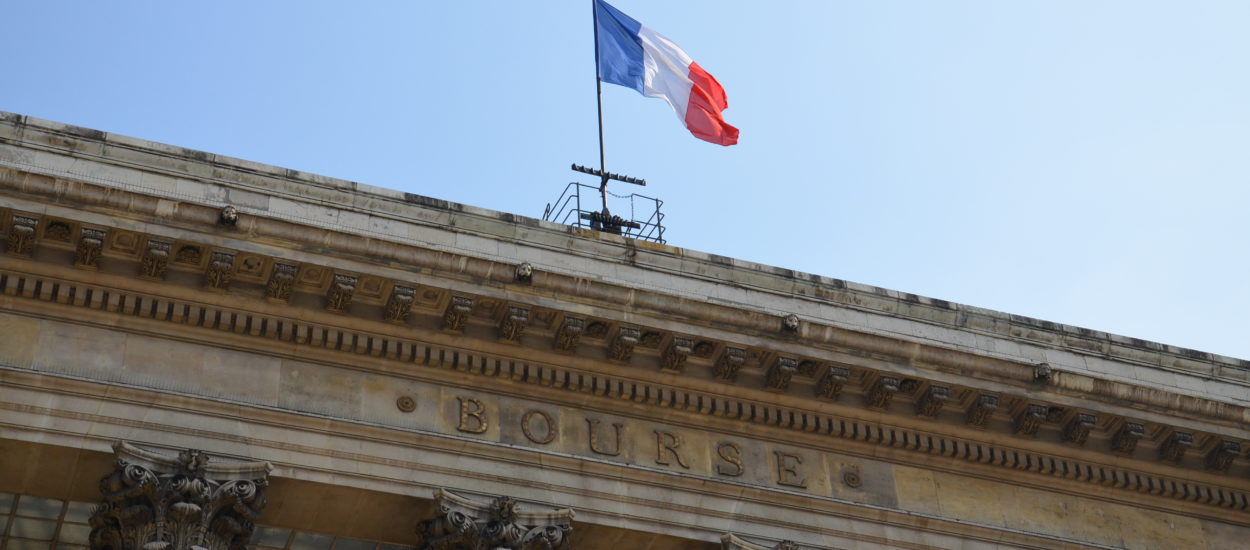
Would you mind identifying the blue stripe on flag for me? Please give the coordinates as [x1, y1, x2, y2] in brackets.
[595, 0, 644, 93]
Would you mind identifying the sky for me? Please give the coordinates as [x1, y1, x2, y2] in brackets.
[5, 1, 1249, 359]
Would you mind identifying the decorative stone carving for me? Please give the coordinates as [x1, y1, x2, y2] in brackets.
[714, 347, 746, 382]
[1111, 422, 1145, 455]
[1205, 440, 1241, 473]
[443, 296, 474, 332]
[325, 274, 357, 313]
[608, 327, 640, 362]
[764, 357, 798, 392]
[553, 317, 584, 351]
[89, 441, 271, 550]
[498, 305, 529, 342]
[385, 285, 417, 324]
[1034, 362, 1052, 383]
[814, 365, 850, 400]
[1062, 413, 1097, 446]
[865, 376, 899, 410]
[139, 240, 172, 280]
[1159, 432, 1193, 464]
[915, 386, 950, 418]
[581, 321, 606, 339]
[74, 228, 106, 270]
[175, 245, 202, 264]
[638, 331, 663, 348]
[965, 394, 999, 429]
[203, 252, 235, 291]
[781, 314, 800, 334]
[660, 337, 693, 373]
[44, 220, 71, 242]
[264, 263, 297, 303]
[219, 205, 239, 226]
[415, 488, 573, 550]
[515, 261, 533, 283]
[898, 379, 921, 395]
[721, 534, 797, 550]
[1013, 404, 1048, 437]
[8, 215, 38, 257]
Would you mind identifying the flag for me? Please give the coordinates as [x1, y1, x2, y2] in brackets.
[594, 0, 739, 146]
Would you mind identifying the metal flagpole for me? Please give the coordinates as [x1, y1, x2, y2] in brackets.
[592, 0, 609, 215]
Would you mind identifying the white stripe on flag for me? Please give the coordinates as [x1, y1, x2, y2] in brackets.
[638, 25, 694, 123]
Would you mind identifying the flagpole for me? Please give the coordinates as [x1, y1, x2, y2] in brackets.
[591, 0, 609, 214]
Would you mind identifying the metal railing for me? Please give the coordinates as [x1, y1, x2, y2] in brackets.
[542, 182, 666, 243]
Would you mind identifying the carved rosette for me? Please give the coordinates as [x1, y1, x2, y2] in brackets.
[915, 386, 950, 418]
[498, 306, 530, 342]
[203, 252, 236, 291]
[7, 215, 38, 257]
[764, 357, 798, 393]
[865, 376, 899, 410]
[1159, 432, 1193, 464]
[965, 394, 999, 429]
[265, 264, 298, 303]
[88, 441, 271, 550]
[385, 286, 417, 324]
[814, 366, 850, 400]
[416, 489, 573, 550]
[325, 274, 358, 313]
[442, 296, 474, 332]
[660, 337, 693, 373]
[1062, 413, 1097, 446]
[553, 317, 584, 351]
[1205, 440, 1241, 473]
[1111, 422, 1145, 455]
[139, 240, 172, 280]
[608, 327, 640, 362]
[714, 347, 746, 382]
[1013, 404, 1048, 437]
[75, 228, 106, 270]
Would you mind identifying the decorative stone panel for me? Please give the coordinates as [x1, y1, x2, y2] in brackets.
[554, 317, 584, 351]
[139, 240, 172, 280]
[89, 441, 271, 550]
[74, 228, 106, 270]
[265, 263, 298, 303]
[415, 488, 573, 550]
[385, 285, 417, 324]
[814, 366, 850, 400]
[1062, 413, 1097, 446]
[608, 327, 640, 362]
[7, 215, 37, 257]
[714, 347, 746, 382]
[915, 386, 950, 418]
[498, 305, 529, 342]
[1013, 404, 1047, 437]
[1112, 422, 1145, 455]
[1206, 440, 1241, 473]
[1159, 432, 1193, 464]
[325, 274, 358, 313]
[764, 357, 798, 392]
[965, 394, 999, 429]
[865, 376, 899, 410]
[660, 337, 693, 373]
[442, 296, 473, 332]
[203, 252, 235, 291]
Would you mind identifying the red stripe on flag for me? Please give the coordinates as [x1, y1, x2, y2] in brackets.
[684, 62, 738, 146]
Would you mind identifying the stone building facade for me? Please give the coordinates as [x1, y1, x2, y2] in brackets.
[1, 112, 1248, 549]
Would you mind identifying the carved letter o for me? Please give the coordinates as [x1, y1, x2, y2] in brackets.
[521, 409, 557, 444]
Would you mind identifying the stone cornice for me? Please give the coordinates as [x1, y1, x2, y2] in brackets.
[0, 111, 1246, 394]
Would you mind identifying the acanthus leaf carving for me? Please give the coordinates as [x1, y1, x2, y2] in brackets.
[1159, 432, 1193, 464]
[660, 337, 693, 373]
[814, 365, 850, 400]
[7, 215, 38, 257]
[915, 386, 950, 418]
[498, 305, 530, 342]
[1062, 413, 1097, 446]
[1205, 440, 1241, 473]
[714, 347, 746, 382]
[203, 252, 235, 291]
[553, 317, 584, 351]
[139, 240, 172, 280]
[74, 228, 106, 270]
[608, 327, 640, 362]
[265, 263, 298, 303]
[385, 285, 417, 324]
[89, 441, 271, 550]
[416, 489, 573, 550]
[1111, 422, 1145, 455]
[965, 394, 999, 429]
[1014, 404, 1048, 437]
[865, 376, 899, 410]
[325, 274, 358, 313]
[764, 357, 798, 393]
[442, 296, 473, 332]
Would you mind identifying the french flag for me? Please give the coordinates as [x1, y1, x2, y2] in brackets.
[594, 0, 739, 146]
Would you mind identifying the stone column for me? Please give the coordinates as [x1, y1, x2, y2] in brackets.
[415, 488, 574, 550]
[89, 441, 273, 550]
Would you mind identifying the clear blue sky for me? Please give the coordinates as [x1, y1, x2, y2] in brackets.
[6, 2, 1248, 359]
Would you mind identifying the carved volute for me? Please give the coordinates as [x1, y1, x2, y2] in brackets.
[416, 489, 573, 550]
[88, 441, 272, 550]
